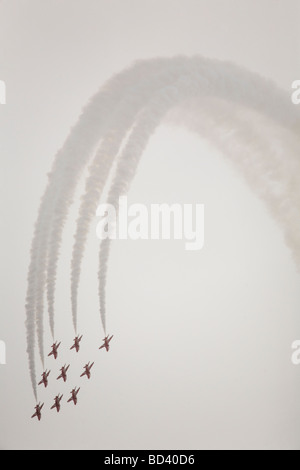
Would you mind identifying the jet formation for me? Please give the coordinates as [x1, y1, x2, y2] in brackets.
[31, 334, 114, 421]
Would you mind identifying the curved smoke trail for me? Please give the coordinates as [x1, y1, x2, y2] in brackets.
[98, 85, 181, 333]
[26, 55, 300, 399]
[174, 99, 300, 262]
[37, 62, 171, 327]
[70, 63, 183, 332]
[97, 61, 300, 334]
[71, 57, 199, 331]
[51, 57, 194, 334]
[27, 59, 175, 397]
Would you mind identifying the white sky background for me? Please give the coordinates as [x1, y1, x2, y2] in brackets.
[0, 0, 300, 450]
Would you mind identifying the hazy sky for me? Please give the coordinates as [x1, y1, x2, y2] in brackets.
[0, 0, 300, 450]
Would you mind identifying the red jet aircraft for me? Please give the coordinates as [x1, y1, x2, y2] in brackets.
[31, 403, 44, 421]
[38, 370, 51, 388]
[57, 364, 70, 383]
[67, 387, 80, 405]
[70, 335, 83, 353]
[48, 341, 61, 360]
[80, 362, 94, 380]
[99, 335, 114, 352]
[51, 394, 63, 413]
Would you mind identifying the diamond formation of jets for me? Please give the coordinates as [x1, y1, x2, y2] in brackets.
[32, 334, 114, 420]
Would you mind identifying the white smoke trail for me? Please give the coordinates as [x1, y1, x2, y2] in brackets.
[97, 60, 300, 334]
[37, 60, 175, 330]
[172, 98, 300, 265]
[98, 86, 181, 333]
[26, 55, 300, 399]
[70, 61, 192, 331]
[26, 59, 172, 396]
[48, 57, 300, 339]
[26, 167, 67, 399]
[47, 58, 194, 336]
[28, 58, 195, 397]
